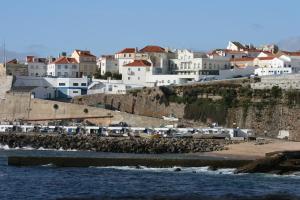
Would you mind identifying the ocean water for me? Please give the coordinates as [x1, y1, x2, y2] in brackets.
[0, 148, 300, 200]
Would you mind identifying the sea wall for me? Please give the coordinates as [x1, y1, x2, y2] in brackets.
[0, 133, 230, 153]
[0, 92, 167, 127]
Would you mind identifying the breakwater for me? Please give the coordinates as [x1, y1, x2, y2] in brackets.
[0, 133, 231, 153]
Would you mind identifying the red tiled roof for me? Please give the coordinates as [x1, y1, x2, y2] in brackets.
[75, 50, 96, 57]
[139, 45, 165, 53]
[117, 48, 136, 54]
[7, 59, 18, 64]
[51, 57, 78, 64]
[230, 57, 255, 62]
[124, 60, 151, 67]
[26, 56, 34, 63]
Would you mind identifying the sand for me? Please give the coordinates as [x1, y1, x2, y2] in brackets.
[205, 139, 300, 159]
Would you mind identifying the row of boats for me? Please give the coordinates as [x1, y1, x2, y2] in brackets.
[0, 123, 254, 139]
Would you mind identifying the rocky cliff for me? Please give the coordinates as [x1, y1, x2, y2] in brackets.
[73, 80, 300, 140]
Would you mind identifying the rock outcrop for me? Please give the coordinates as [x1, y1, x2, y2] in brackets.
[236, 151, 300, 174]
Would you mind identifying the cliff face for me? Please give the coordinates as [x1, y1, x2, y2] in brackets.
[73, 88, 185, 119]
[73, 82, 300, 140]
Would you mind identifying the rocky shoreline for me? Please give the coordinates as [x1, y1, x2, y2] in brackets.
[0, 133, 233, 153]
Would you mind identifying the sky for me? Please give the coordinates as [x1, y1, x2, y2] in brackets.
[1, 0, 300, 60]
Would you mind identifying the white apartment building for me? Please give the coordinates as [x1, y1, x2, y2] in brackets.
[115, 48, 136, 74]
[47, 57, 79, 78]
[26, 56, 48, 77]
[137, 45, 174, 74]
[122, 60, 152, 86]
[97, 55, 119, 75]
[171, 49, 230, 77]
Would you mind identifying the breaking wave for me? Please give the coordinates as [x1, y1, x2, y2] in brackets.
[91, 166, 236, 175]
[0, 144, 77, 152]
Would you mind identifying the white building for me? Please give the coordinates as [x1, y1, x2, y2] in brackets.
[122, 60, 152, 86]
[171, 49, 230, 77]
[88, 79, 142, 94]
[137, 45, 174, 74]
[254, 67, 292, 76]
[97, 55, 119, 75]
[115, 48, 136, 74]
[26, 56, 48, 77]
[47, 57, 79, 78]
[13, 76, 88, 99]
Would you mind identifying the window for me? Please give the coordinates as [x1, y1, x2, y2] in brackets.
[59, 83, 66, 86]
[64, 72, 68, 77]
[58, 72, 61, 76]
[73, 83, 79, 86]
[58, 65, 61, 69]
[138, 68, 140, 71]
[72, 65, 77, 69]
[81, 83, 87, 86]
[65, 65, 68, 69]
[73, 91, 79, 94]
[128, 77, 130, 80]
[138, 77, 140, 80]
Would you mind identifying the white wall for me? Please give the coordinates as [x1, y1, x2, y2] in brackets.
[254, 67, 292, 76]
[47, 63, 79, 78]
[27, 62, 47, 77]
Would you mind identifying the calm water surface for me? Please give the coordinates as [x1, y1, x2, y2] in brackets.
[0, 149, 300, 200]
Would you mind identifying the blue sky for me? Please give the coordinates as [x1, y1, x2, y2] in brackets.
[1, 0, 300, 59]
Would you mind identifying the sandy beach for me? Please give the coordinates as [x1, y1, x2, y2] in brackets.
[205, 139, 300, 159]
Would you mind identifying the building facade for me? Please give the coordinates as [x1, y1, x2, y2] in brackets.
[71, 50, 97, 77]
[115, 48, 137, 74]
[13, 76, 88, 99]
[4, 59, 28, 76]
[26, 56, 48, 77]
[47, 57, 79, 78]
[97, 55, 119, 75]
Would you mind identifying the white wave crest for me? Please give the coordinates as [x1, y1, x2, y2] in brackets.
[90, 166, 236, 175]
[0, 144, 77, 152]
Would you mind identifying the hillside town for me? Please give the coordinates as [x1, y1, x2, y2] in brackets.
[0, 41, 299, 100]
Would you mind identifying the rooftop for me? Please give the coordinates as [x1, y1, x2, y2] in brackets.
[124, 60, 152, 67]
[75, 50, 96, 57]
[117, 48, 136, 54]
[51, 57, 78, 64]
[139, 45, 165, 53]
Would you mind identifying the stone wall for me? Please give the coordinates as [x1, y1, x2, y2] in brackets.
[0, 92, 168, 127]
[0, 75, 13, 99]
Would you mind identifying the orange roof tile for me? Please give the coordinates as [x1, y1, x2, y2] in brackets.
[139, 45, 165, 53]
[75, 50, 96, 57]
[7, 59, 18, 64]
[51, 57, 78, 64]
[26, 56, 34, 63]
[124, 60, 151, 67]
[117, 48, 136, 54]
